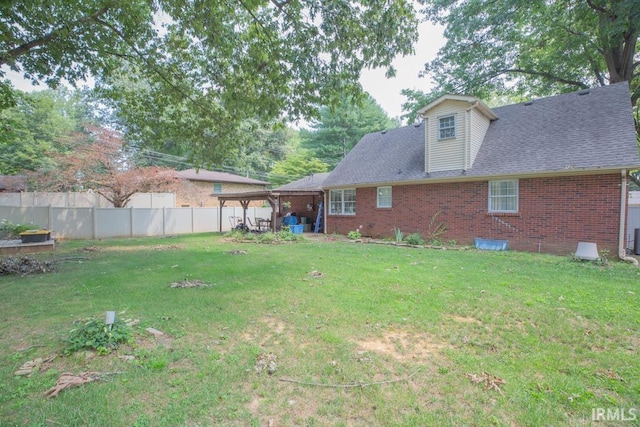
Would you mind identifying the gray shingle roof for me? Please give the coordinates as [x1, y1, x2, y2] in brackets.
[273, 173, 330, 191]
[176, 168, 268, 185]
[323, 82, 640, 188]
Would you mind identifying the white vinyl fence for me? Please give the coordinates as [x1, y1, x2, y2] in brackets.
[628, 206, 640, 253]
[0, 192, 175, 208]
[0, 206, 273, 239]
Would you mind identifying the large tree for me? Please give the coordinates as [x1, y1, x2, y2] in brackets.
[1, 0, 419, 165]
[31, 125, 176, 207]
[0, 88, 93, 173]
[405, 0, 638, 116]
[301, 94, 398, 168]
[268, 153, 329, 187]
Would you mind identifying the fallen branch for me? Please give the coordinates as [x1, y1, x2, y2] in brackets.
[44, 371, 125, 397]
[279, 369, 421, 389]
[14, 355, 56, 376]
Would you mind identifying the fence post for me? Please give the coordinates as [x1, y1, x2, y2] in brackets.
[130, 207, 134, 237]
[48, 205, 52, 230]
[163, 207, 166, 236]
[92, 207, 97, 239]
[191, 207, 195, 234]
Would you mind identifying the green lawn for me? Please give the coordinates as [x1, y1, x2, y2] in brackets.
[1, 234, 638, 426]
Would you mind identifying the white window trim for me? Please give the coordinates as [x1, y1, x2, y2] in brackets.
[488, 179, 519, 213]
[213, 182, 222, 194]
[329, 189, 356, 215]
[438, 114, 456, 140]
[377, 186, 392, 208]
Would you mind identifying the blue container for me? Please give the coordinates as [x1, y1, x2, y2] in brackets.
[283, 216, 297, 226]
[474, 238, 508, 251]
[290, 224, 304, 234]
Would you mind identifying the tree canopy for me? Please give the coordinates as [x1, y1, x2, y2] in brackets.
[0, 88, 93, 174]
[1, 0, 419, 165]
[402, 0, 639, 122]
[30, 124, 176, 207]
[268, 153, 329, 187]
[301, 94, 398, 168]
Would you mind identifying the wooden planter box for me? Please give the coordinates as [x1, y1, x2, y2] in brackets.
[20, 230, 51, 243]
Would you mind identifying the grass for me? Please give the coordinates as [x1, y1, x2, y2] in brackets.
[0, 233, 639, 426]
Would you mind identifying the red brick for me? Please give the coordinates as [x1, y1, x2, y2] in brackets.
[326, 173, 627, 255]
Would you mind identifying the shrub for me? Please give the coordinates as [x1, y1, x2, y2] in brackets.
[64, 318, 132, 355]
[393, 227, 404, 243]
[278, 228, 298, 241]
[257, 231, 277, 243]
[347, 230, 362, 240]
[0, 219, 38, 239]
[425, 211, 447, 243]
[404, 233, 425, 245]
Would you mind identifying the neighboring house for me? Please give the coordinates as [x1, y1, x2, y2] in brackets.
[175, 169, 269, 207]
[0, 175, 27, 192]
[322, 82, 640, 256]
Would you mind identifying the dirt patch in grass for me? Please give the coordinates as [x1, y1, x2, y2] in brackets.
[77, 246, 101, 252]
[241, 316, 295, 347]
[356, 328, 451, 362]
[450, 315, 482, 324]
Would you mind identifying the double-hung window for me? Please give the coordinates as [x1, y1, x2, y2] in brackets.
[488, 180, 518, 213]
[213, 182, 222, 194]
[377, 186, 392, 208]
[438, 115, 456, 140]
[329, 189, 356, 215]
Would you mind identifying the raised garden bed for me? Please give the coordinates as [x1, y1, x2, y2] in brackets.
[19, 230, 52, 244]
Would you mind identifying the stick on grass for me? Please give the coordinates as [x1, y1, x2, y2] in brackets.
[279, 369, 421, 389]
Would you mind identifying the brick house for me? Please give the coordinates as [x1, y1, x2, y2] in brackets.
[322, 82, 640, 257]
[175, 169, 269, 207]
[274, 172, 329, 228]
[0, 175, 27, 192]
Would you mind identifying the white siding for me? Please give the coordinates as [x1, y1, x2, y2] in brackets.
[425, 101, 467, 172]
[469, 108, 491, 167]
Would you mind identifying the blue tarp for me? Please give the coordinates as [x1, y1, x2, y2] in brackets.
[474, 238, 508, 251]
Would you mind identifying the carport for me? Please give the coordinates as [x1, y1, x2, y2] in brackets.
[218, 191, 278, 233]
[218, 189, 325, 233]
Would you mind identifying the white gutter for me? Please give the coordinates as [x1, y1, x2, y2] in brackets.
[619, 169, 638, 265]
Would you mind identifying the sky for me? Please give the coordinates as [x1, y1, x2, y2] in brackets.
[359, 22, 445, 121]
[4, 21, 445, 124]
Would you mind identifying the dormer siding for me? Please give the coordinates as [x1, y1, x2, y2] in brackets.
[469, 108, 491, 168]
[424, 99, 493, 173]
[425, 100, 468, 173]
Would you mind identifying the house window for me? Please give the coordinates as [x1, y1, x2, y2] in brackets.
[377, 186, 392, 208]
[489, 180, 518, 213]
[438, 115, 456, 140]
[213, 182, 222, 194]
[329, 189, 356, 215]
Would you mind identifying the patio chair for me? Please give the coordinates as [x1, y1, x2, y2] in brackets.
[245, 217, 257, 232]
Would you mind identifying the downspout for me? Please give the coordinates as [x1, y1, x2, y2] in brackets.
[619, 169, 638, 265]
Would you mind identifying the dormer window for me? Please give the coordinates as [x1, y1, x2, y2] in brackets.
[438, 115, 456, 140]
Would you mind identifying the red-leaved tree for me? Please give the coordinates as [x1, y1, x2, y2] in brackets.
[32, 125, 177, 207]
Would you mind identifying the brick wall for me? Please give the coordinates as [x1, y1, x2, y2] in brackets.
[326, 173, 626, 255]
[277, 195, 323, 228]
[175, 180, 267, 207]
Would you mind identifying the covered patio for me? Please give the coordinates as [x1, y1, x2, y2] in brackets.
[217, 188, 324, 233]
[218, 173, 329, 233]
